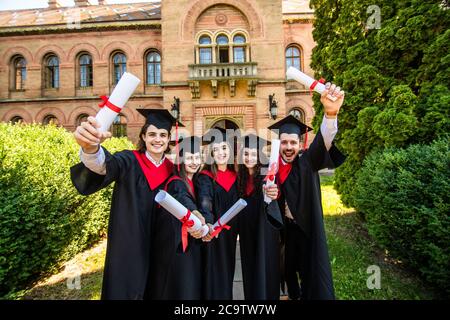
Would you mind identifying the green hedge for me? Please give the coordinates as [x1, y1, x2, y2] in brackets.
[0, 123, 134, 298]
[353, 138, 450, 295]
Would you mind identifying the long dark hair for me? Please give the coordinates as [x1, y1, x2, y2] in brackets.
[237, 148, 264, 198]
[203, 141, 236, 178]
[137, 123, 171, 154]
[172, 152, 201, 195]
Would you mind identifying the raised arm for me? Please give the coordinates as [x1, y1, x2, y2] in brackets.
[70, 116, 130, 195]
[305, 82, 346, 171]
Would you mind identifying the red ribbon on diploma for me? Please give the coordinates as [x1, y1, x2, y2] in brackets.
[309, 78, 326, 94]
[98, 96, 121, 113]
[180, 210, 194, 252]
[264, 162, 278, 182]
[210, 218, 231, 238]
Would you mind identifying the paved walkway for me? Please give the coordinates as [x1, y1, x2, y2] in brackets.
[232, 240, 244, 300]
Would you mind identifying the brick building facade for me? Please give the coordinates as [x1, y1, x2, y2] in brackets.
[0, 0, 316, 144]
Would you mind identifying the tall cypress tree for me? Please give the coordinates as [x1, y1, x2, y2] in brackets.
[310, 0, 450, 206]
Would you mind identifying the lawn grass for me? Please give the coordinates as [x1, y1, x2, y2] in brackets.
[21, 175, 440, 300]
[22, 240, 105, 300]
[321, 175, 439, 300]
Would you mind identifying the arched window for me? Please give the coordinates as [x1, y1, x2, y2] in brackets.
[198, 35, 212, 64]
[79, 54, 93, 87]
[216, 34, 229, 63]
[43, 114, 59, 125]
[76, 113, 89, 126]
[233, 34, 246, 63]
[112, 114, 127, 137]
[44, 54, 59, 88]
[10, 116, 23, 124]
[289, 108, 306, 123]
[286, 45, 301, 71]
[12, 56, 27, 90]
[146, 51, 161, 85]
[112, 52, 126, 85]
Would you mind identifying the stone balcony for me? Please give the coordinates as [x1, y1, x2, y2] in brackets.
[188, 62, 258, 98]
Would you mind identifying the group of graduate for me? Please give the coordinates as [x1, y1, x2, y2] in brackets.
[71, 82, 346, 300]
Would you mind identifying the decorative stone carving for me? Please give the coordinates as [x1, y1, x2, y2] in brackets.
[211, 80, 218, 97]
[247, 79, 257, 96]
[215, 13, 228, 26]
[189, 81, 200, 99]
[229, 79, 236, 97]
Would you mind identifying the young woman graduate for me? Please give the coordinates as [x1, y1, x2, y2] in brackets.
[149, 136, 206, 299]
[196, 127, 239, 300]
[237, 134, 282, 300]
[264, 83, 346, 300]
[71, 108, 180, 300]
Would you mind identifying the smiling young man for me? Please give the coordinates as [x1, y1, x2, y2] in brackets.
[264, 83, 346, 300]
[70, 108, 180, 300]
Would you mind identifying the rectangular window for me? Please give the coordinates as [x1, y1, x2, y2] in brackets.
[114, 64, 126, 85]
[147, 63, 161, 85]
[155, 63, 161, 84]
[286, 58, 300, 70]
[147, 64, 154, 84]
[219, 47, 229, 63]
[80, 66, 93, 87]
[80, 66, 87, 87]
[199, 48, 212, 64]
[48, 66, 59, 88]
[233, 47, 245, 63]
[15, 68, 26, 90]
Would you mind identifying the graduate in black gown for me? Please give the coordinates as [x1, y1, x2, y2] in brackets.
[196, 128, 239, 300]
[70, 108, 179, 300]
[150, 136, 206, 299]
[265, 83, 346, 300]
[237, 134, 282, 300]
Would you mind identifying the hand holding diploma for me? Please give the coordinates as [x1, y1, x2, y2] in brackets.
[188, 210, 206, 239]
[203, 199, 247, 240]
[286, 67, 345, 113]
[263, 139, 281, 204]
[155, 190, 209, 252]
[320, 82, 345, 118]
[74, 72, 140, 153]
[95, 72, 140, 133]
[74, 116, 111, 154]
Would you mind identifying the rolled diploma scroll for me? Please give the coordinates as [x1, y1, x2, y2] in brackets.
[211, 199, 247, 237]
[155, 190, 209, 237]
[95, 72, 141, 132]
[264, 139, 280, 204]
[286, 66, 337, 102]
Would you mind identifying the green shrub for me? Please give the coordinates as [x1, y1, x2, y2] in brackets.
[353, 138, 450, 295]
[0, 123, 134, 298]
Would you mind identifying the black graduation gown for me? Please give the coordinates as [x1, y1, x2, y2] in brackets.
[149, 177, 203, 299]
[238, 176, 282, 300]
[277, 130, 346, 300]
[195, 170, 239, 300]
[70, 147, 173, 300]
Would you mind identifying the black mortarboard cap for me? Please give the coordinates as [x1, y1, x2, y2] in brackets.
[267, 115, 312, 136]
[136, 108, 184, 132]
